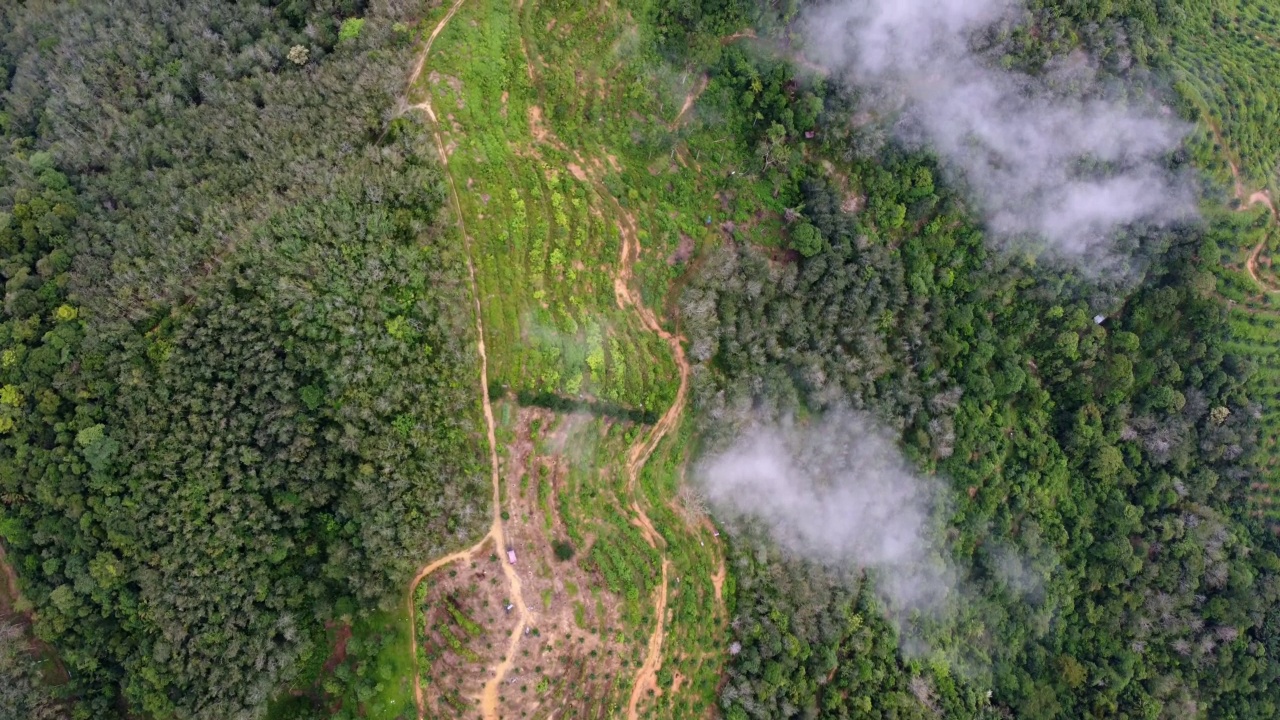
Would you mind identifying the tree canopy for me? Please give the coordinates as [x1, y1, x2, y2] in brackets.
[0, 1, 486, 717]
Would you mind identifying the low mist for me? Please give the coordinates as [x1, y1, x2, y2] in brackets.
[698, 411, 954, 615]
[802, 0, 1195, 261]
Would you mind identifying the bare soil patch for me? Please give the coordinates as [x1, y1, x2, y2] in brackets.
[668, 233, 695, 265]
[426, 70, 465, 108]
[320, 623, 352, 675]
[672, 75, 709, 128]
[0, 544, 21, 617]
[720, 28, 756, 45]
[478, 408, 635, 719]
[417, 543, 521, 718]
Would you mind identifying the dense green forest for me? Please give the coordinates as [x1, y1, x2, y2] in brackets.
[665, 0, 1280, 718]
[685, 153, 1280, 717]
[0, 1, 486, 718]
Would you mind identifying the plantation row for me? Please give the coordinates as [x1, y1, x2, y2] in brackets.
[1169, 1, 1280, 186]
[417, 0, 682, 419]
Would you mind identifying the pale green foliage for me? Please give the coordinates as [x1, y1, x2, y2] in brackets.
[339, 17, 365, 42]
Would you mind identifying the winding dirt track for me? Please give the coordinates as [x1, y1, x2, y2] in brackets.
[606, 191, 693, 720]
[629, 559, 670, 714]
[1210, 120, 1280, 292]
[510, 13, 702, 712]
[672, 75, 709, 130]
[1242, 189, 1280, 292]
[403, 3, 532, 719]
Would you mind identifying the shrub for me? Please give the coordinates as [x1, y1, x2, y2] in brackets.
[790, 222, 823, 258]
[339, 18, 365, 42]
[552, 540, 575, 561]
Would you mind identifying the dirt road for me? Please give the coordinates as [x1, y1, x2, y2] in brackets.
[405, 6, 720, 715]
[1209, 119, 1280, 293]
[606, 189, 694, 720]
[1242, 189, 1280, 292]
[403, 3, 532, 718]
[628, 559, 670, 718]
[672, 75, 709, 129]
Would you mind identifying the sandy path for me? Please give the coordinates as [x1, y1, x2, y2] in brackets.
[405, 547, 474, 713]
[405, 0, 464, 101]
[672, 75, 709, 129]
[402, 4, 532, 718]
[628, 559, 670, 717]
[512, 84, 720, 718]
[1242, 189, 1280, 292]
[1208, 118, 1280, 292]
[697, 516, 727, 606]
[469, 249, 531, 720]
[605, 189, 693, 720]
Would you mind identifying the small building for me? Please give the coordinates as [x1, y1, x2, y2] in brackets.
[507, 548, 518, 564]
[1094, 315, 1106, 325]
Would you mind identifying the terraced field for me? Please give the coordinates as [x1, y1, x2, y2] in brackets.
[1162, 1, 1280, 529]
[1170, 1, 1280, 188]
[400, 0, 740, 716]
[1211, 205, 1280, 526]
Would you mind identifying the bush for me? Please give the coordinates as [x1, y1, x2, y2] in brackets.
[553, 540, 575, 561]
[339, 17, 365, 42]
[790, 222, 824, 257]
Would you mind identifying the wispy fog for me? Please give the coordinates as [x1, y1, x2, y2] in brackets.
[698, 411, 954, 615]
[802, 0, 1195, 262]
